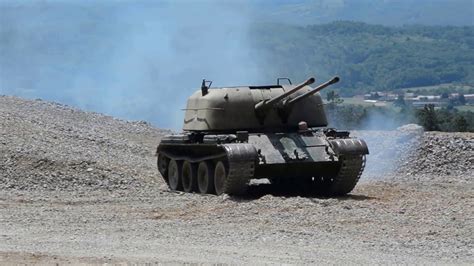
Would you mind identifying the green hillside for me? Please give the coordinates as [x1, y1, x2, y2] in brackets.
[251, 21, 474, 95]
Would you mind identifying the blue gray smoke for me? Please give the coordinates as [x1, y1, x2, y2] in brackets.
[0, 0, 263, 129]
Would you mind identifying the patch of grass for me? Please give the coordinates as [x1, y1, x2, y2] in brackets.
[338, 97, 392, 107]
[455, 105, 474, 112]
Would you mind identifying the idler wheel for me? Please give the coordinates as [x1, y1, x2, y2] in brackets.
[182, 161, 197, 193]
[168, 160, 183, 191]
[214, 161, 228, 195]
[157, 153, 169, 183]
[197, 161, 215, 194]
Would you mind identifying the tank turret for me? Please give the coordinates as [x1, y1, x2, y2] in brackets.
[254, 77, 315, 123]
[182, 77, 339, 132]
[276, 76, 340, 123]
[157, 76, 369, 197]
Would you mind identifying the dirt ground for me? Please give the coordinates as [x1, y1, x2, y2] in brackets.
[1, 180, 472, 264]
[0, 96, 473, 264]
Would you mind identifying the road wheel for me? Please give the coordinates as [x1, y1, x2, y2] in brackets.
[197, 161, 215, 194]
[214, 161, 228, 195]
[182, 161, 197, 193]
[157, 153, 169, 183]
[168, 160, 183, 191]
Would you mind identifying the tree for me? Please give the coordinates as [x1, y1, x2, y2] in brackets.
[417, 104, 440, 131]
[454, 115, 468, 132]
[458, 93, 466, 105]
[446, 102, 455, 110]
[393, 94, 406, 107]
[326, 91, 344, 105]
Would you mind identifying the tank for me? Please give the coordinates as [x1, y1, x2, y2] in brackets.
[156, 76, 369, 196]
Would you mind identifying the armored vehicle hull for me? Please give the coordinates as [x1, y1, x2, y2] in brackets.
[157, 129, 368, 195]
[156, 76, 369, 196]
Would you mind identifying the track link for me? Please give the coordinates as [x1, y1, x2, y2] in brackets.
[221, 144, 258, 195]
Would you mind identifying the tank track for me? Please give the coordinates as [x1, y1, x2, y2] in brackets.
[221, 144, 258, 195]
[327, 154, 366, 195]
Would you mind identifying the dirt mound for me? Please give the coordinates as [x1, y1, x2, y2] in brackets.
[0, 95, 168, 191]
[401, 132, 473, 178]
[353, 128, 473, 181]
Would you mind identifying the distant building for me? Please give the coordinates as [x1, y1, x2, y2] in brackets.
[413, 95, 442, 101]
[364, 91, 397, 101]
[412, 101, 448, 108]
[464, 94, 474, 103]
[364, 92, 381, 100]
[360, 92, 473, 107]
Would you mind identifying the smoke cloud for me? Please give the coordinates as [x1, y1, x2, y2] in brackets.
[0, 0, 264, 130]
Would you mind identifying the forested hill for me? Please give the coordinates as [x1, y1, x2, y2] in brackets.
[250, 21, 474, 95]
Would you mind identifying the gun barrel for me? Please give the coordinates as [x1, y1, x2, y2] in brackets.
[286, 76, 339, 106]
[255, 77, 315, 112]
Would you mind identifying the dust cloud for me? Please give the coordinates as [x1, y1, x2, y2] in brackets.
[0, 0, 262, 129]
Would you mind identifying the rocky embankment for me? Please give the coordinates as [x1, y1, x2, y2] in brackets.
[354, 125, 473, 181]
[0, 95, 472, 264]
[0, 95, 168, 191]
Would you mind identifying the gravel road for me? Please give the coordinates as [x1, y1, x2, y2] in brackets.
[0, 95, 473, 264]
